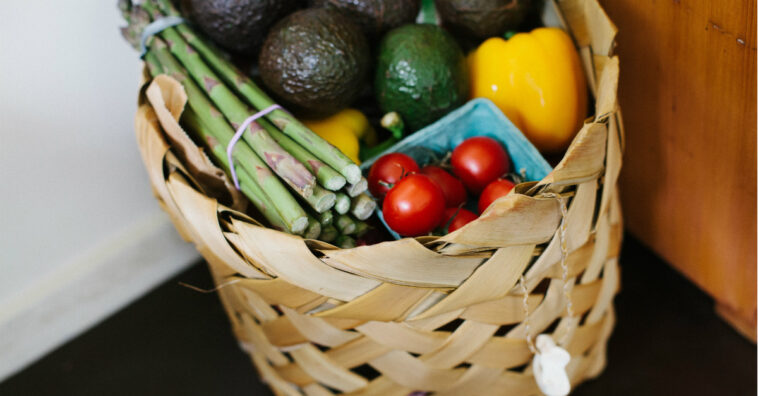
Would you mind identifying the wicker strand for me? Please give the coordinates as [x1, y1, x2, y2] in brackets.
[177, 278, 242, 293]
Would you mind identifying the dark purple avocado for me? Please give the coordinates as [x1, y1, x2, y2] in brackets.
[435, 0, 532, 40]
[181, 0, 302, 56]
[258, 8, 370, 117]
[309, 0, 420, 39]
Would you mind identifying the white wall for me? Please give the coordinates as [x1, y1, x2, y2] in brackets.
[0, 1, 199, 380]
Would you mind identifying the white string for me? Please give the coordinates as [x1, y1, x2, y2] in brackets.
[226, 105, 282, 189]
[556, 196, 574, 346]
[139, 16, 186, 57]
[521, 193, 574, 351]
[520, 274, 536, 354]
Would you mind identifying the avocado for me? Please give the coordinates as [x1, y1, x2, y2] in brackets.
[258, 8, 370, 117]
[375, 24, 469, 132]
[182, 0, 302, 56]
[309, 0, 420, 39]
[434, 0, 532, 40]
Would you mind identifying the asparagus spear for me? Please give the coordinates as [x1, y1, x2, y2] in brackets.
[139, 1, 317, 199]
[346, 177, 368, 197]
[334, 193, 351, 215]
[118, 1, 149, 50]
[335, 214, 357, 235]
[148, 39, 308, 234]
[305, 185, 336, 213]
[152, 0, 362, 185]
[320, 225, 338, 243]
[336, 235, 356, 249]
[143, 50, 164, 76]
[304, 215, 322, 240]
[350, 193, 377, 221]
[237, 169, 290, 232]
[319, 210, 334, 226]
[354, 220, 370, 238]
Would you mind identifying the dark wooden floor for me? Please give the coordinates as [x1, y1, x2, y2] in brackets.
[0, 234, 755, 396]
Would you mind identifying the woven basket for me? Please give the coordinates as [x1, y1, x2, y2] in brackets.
[134, 0, 622, 394]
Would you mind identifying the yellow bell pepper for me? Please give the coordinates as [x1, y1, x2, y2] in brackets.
[468, 27, 587, 153]
[329, 108, 378, 146]
[303, 109, 376, 165]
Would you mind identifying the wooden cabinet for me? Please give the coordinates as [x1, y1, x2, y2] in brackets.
[598, 0, 756, 339]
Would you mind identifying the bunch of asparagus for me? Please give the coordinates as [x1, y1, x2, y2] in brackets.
[119, 0, 375, 245]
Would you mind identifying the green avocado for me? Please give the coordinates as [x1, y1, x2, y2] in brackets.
[258, 8, 370, 117]
[375, 24, 469, 132]
[309, 0, 421, 40]
[434, 0, 533, 40]
[181, 0, 302, 56]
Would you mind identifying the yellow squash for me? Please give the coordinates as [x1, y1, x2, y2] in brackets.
[468, 27, 587, 153]
[303, 109, 376, 165]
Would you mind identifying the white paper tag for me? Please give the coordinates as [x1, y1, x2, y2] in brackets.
[532, 334, 571, 396]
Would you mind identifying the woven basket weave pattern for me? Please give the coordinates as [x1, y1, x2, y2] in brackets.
[134, 1, 622, 394]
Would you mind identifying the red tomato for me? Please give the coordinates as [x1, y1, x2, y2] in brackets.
[368, 153, 419, 199]
[451, 137, 511, 194]
[441, 208, 478, 233]
[382, 174, 445, 236]
[478, 179, 516, 214]
[420, 166, 467, 207]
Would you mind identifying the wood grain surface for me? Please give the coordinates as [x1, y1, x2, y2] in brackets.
[598, 0, 757, 338]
